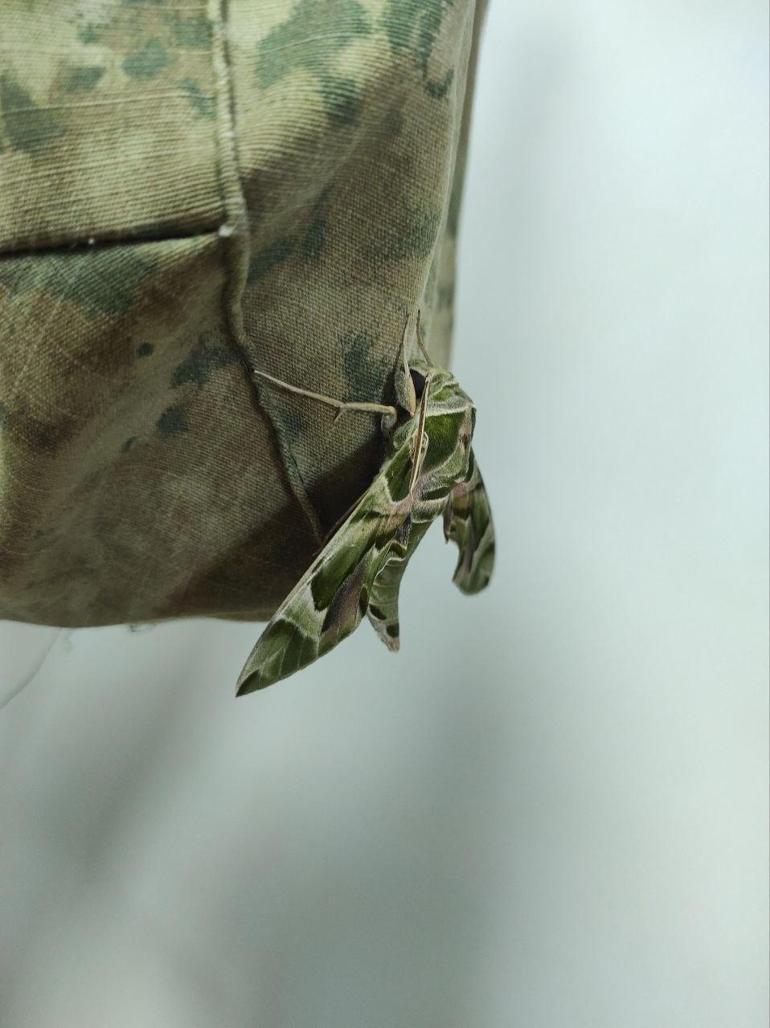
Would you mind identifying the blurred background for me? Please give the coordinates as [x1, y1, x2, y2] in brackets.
[1, 1, 767, 1025]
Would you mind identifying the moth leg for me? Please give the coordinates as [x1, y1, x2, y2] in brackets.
[252, 368, 398, 421]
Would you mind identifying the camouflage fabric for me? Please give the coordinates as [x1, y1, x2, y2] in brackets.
[0, 0, 486, 628]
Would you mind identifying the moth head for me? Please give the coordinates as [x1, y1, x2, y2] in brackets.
[391, 356, 431, 424]
[409, 367, 427, 401]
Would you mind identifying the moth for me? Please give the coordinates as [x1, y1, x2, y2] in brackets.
[237, 319, 495, 694]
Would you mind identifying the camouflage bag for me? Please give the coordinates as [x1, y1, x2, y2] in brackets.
[0, 1, 487, 673]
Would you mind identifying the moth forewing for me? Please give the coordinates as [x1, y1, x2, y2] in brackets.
[443, 454, 495, 595]
[236, 424, 419, 695]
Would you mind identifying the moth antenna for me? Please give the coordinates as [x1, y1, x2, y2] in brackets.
[415, 309, 432, 363]
[400, 312, 412, 376]
[394, 312, 417, 416]
[408, 374, 432, 495]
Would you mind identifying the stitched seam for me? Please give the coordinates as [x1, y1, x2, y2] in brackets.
[0, 225, 223, 261]
[208, 0, 323, 545]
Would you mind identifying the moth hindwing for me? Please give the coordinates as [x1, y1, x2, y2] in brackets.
[236, 361, 494, 694]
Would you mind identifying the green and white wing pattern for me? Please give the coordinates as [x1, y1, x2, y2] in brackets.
[443, 449, 495, 595]
[236, 424, 420, 695]
[365, 515, 433, 652]
[236, 360, 495, 694]
[236, 480, 407, 695]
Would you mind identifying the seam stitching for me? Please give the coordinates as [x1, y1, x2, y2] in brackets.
[0, 225, 223, 261]
[208, 0, 324, 545]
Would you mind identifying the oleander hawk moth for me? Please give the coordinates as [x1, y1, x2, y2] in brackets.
[237, 329, 495, 695]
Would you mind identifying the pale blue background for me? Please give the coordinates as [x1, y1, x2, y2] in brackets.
[1, 2, 767, 1025]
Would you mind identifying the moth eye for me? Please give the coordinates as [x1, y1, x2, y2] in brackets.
[410, 369, 426, 398]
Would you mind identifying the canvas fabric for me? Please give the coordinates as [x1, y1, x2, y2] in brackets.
[0, 0, 485, 627]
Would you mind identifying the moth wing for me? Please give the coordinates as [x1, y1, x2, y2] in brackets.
[366, 523, 411, 653]
[237, 475, 406, 695]
[366, 515, 436, 652]
[443, 449, 495, 595]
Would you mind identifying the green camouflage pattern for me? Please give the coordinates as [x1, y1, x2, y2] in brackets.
[237, 343, 495, 694]
[0, 0, 486, 628]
